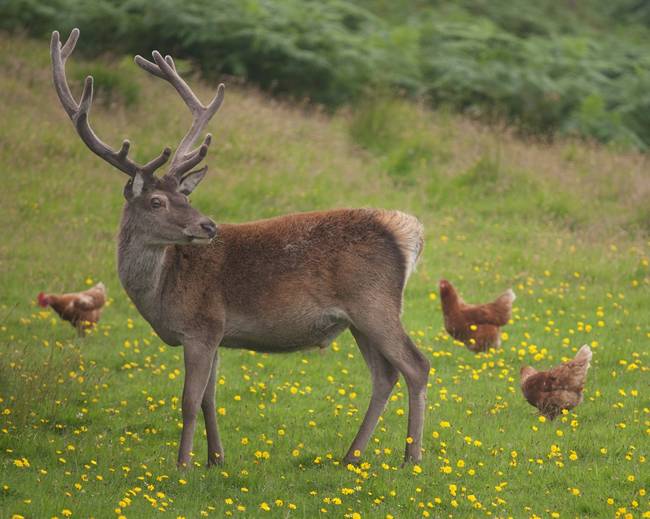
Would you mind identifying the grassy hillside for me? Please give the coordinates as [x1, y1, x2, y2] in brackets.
[1, 34, 649, 518]
[4, 0, 650, 148]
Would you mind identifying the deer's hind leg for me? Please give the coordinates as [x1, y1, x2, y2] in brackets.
[348, 307, 430, 464]
[343, 327, 399, 464]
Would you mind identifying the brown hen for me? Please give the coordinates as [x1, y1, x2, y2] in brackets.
[520, 345, 592, 419]
[439, 279, 515, 352]
[37, 282, 106, 336]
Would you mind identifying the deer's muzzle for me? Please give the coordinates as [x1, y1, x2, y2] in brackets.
[183, 218, 218, 243]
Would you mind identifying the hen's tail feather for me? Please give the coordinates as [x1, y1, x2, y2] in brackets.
[461, 288, 515, 326]
[572, 344, 592, 372]
[574, 344, 592, 364]
[566, 345, 592, 388]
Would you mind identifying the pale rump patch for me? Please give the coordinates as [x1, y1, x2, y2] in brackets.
[373, 210, 424, 281]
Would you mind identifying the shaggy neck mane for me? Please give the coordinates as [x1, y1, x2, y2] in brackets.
[117, 207, 171, 301]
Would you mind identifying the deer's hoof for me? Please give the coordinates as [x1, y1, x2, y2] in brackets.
[401, 453, 422, 467]
[342, 455, 361, 466]
[207, 454, 225, 467]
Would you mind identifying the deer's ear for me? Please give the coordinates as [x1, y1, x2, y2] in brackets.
[124, 172, 147, 200]
[178, 167, 207, 195]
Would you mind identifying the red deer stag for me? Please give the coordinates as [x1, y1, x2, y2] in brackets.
[50, 28, 429, 467]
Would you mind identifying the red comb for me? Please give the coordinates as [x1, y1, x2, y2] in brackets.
[37, 292, 49, 307]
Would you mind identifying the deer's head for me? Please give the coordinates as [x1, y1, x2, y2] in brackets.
[122, 173, 218, 245]
[51, 28, 223, 245]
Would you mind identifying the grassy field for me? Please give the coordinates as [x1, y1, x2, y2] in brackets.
[1, 34, 648, 519]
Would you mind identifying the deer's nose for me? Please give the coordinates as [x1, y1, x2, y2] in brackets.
[200, 220, 218, 238]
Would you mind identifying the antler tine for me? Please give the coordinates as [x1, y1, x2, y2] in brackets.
[142, 148, 173, 174]
[133, 54, 167, 80]
[151, 51, 203, 114]
[164, 55, 177, 72]
[167, 83, 224, 179]
[51, 28, 170, 178]
[179, 133, 212, 163]
[51, 29, 79, 118]
[170, 141, 209, 178]
[60, 27, 79, 60]
[135, 51, 225, 179]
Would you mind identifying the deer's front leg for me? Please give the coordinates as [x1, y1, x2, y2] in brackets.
[201, 350, 224, 466]
[178, 339, 219, 468]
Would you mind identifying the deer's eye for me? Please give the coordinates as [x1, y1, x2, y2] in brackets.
[150, 197, 164, 209]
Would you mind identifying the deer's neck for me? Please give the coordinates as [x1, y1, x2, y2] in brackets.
[117, 213, 173, 326]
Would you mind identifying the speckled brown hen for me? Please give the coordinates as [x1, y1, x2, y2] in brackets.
[37, 282, 106, 336]
[439, 279, 515, 352]
[520, 345, 592, 419]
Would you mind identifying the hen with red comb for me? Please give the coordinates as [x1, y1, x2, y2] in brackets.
[37, 282, 106, 336]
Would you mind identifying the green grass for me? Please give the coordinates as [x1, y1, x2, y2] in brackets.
[1, 34, 648, 519]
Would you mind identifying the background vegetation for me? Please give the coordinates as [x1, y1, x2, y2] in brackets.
[3, 0, 650, 148]
[1, 27, 648, 518]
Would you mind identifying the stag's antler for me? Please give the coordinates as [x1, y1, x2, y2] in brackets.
[134, 52, 225, 180]
[51, 29, 171, 177]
